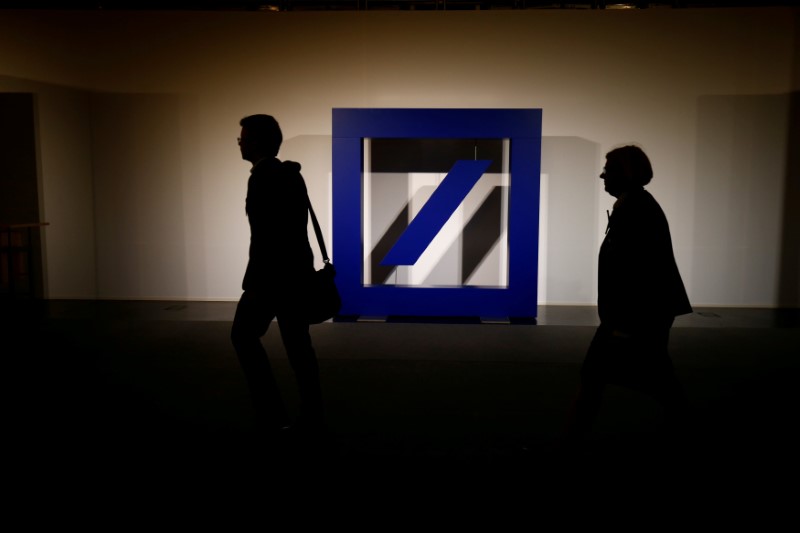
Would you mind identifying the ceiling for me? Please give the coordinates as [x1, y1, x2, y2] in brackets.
[0, 1, 797, 12]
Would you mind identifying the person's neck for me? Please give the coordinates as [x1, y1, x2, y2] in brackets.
[249, 155, 274, 170]
[612, 187, 643, 208]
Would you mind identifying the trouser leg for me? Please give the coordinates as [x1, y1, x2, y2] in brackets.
[277, 314, 324, 428]
[562, 326, 610, 445]
[231, 293, 288, 430]
[563, 379, 605, 446]
[638, 325, 690, 433]
[652, 370, 689, 437]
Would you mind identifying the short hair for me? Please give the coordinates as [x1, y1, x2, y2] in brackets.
[605, 145, 653, 186]
[239, 114, 283, 157]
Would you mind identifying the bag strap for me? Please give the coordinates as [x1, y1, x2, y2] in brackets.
[306, 194, 330, 264]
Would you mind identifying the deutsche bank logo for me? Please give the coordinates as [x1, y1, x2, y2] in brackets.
[332, 108, 542, 320]
[379, 158, 493, 267]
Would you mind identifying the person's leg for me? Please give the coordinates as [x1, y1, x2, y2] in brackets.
[560, 326, 609, 448]
[651, 361, 690, 440]
[638, 324, 689, 429]
[562, 380, 605, 448]
[231, 291, 288, 431]
[276, 314, 324, 430]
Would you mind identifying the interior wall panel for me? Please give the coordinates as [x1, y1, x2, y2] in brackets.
[0, 8, 796, 306]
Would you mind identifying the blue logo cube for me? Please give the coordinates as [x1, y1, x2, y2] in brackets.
[332, 108, 542, 320]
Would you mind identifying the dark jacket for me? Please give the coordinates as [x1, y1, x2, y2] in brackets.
[598, 188, 692, 332]
[242, 158, 314, 293]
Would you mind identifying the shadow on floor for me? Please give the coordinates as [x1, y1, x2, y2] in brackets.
[4, 299, 799, 498]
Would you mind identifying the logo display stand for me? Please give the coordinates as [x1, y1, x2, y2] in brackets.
[332, 108, 542, 323]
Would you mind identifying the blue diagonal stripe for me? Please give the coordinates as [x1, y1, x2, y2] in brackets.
[380, 159, 492, 266]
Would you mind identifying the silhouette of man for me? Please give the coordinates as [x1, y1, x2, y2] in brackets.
[231, 114, 324, 441]
[563, 145, 692, 449]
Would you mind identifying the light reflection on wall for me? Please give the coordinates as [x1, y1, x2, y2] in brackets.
[0, 8, 796, 306]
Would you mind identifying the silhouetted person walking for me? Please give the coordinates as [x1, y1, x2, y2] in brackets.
[562, 145, 692, 452]
[231, 114, 325, 443]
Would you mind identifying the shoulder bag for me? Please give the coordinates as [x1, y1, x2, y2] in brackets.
[306, 195, 342, 324]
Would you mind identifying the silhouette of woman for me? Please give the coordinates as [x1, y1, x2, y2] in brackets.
[563, 145, 692, 450]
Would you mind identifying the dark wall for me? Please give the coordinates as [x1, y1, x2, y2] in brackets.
[0, 93, 39, 225]
[1, 93, 43, 297]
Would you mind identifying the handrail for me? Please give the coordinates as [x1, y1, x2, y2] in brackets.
[0, 222, 50, 230]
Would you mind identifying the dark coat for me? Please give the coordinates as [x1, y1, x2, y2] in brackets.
[598, 188, 692, 332]
[242, 157, 314, 293]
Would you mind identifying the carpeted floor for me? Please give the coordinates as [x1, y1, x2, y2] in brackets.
[4, 299, 799, 502]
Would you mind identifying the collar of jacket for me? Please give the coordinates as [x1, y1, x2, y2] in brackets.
[250, 157, 278, 174]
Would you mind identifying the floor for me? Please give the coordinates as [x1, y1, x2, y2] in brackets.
[4, 299, 800, 505]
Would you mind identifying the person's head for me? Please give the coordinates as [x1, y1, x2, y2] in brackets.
[238, 114, 283, 163]
[600, 145, 653, 197]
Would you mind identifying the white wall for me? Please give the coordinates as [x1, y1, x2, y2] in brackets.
[0, 8, 797, 306]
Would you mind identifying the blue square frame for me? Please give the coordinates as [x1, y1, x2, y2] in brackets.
[332, 108, 542, 319]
